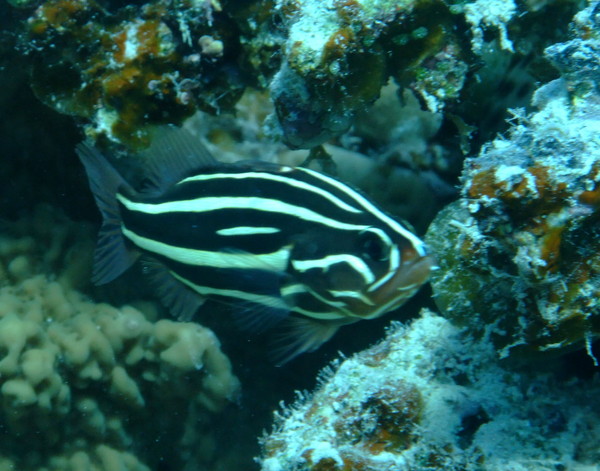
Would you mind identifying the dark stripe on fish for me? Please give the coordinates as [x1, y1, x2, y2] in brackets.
[147, 165, 365, 217]
[120, 204, 293, 254]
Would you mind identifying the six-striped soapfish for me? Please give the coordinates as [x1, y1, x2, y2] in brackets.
[77, 129, 437, 363]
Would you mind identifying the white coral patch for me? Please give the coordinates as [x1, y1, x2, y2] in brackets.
[283, 0, 339, 69]
[307, 441, 344, 467]
[494, 165, 525, 183]
[122, 21, 142, 61]
[279, 0, 417, 71]
[494, 165, 536, 195]
[464, 0, 516, 53]
[91, 108, 119, 143]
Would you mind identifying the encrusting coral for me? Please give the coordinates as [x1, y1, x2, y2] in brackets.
[268, 0, 470, 148]
[0, 206, 240, 470]
[267, 0, 583, 148]
[258, 310, 600, 471]
[426, 0, 600, 360]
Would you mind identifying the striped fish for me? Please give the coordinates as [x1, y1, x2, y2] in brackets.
[78, 128, 436, 363]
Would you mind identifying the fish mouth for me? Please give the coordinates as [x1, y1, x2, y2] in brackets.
[394, 254, 438, 292]
[362, 254, 438, 318]
[324, 253, 438, 320]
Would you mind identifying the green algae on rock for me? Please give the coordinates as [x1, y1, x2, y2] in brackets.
[426, 1, 600, 360]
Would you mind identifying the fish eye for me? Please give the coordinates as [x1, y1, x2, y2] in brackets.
[358, 229, 390, 262]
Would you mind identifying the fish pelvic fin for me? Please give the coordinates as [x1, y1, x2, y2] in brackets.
[76, 143, 139, 285]
[269, 316, 341, 366]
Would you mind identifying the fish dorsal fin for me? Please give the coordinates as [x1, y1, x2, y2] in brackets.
[140, 125, 217, 192]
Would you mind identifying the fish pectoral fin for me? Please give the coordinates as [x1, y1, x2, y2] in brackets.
[268, 316, 340, 366]
[141, 258, 206, 321]
[228, 269, 291, 333]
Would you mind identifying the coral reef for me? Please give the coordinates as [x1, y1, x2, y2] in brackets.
[268, 0, 582, 148]
[0, 206, 240, 470]
[259, 4, 600, 471]
[426, 0, 600, 360]
[19, 0, 269, 150]
[259, 310, 600, 471]
[4, 0, 582, 150]
[269, 0, 471, 148]
[1, 0, 599, 470]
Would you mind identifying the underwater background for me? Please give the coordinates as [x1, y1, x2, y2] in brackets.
[0, 0, 599, 469]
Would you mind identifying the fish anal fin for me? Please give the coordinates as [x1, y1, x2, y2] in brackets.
[269, 316, 340, 366]
[141, 258, 206, 321]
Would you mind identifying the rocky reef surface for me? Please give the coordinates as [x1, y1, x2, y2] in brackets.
[259, 310, 600, 471]
[427, 0, 600, 360]
[2, 0, 584, 151]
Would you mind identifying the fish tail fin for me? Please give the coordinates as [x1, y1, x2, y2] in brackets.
[269, 316, 340, 366]
[76, 143, 139, 285]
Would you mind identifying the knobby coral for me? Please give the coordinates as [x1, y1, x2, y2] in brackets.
[0, 206, 240, 470]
